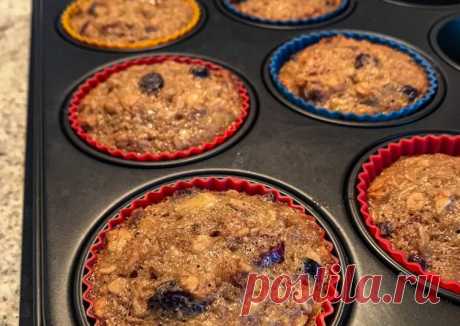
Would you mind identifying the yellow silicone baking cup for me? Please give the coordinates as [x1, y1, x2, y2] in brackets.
[60, 0, 201, 50]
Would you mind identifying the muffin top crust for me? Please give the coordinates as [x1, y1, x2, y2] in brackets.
[67, 0, 196, 44]
[77, 61, 244, 154]
[278, 35, 429, 116]
[89, 189, 336, 325]
[230, 0, 343, 21]
[368, 154, 460, 281]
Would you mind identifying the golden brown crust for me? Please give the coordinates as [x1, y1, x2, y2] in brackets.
[90, 189, 335, 325]
[368, 154, 460, 281]
[232, 0, 342, 21]
[279, 35, 429, 115]
[77, 61, 243, 154]
[68, 0, 195, 44]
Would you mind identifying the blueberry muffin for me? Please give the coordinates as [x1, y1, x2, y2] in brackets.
[368, 154, 460, 281]
[229, 0, 343, 21]
[64, 0, 199, 46]
[77, 60, 244, 154]
[278, 35, 429, 115]
[89, 189, 336, 325]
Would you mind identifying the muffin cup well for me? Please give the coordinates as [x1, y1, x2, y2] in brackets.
[81, 176, 341, 326]
[60, 0, 202, 51]
[355, 134, 460, 294]
[220, 0, 350, 27]
[67, 55, 251, 162]
[431, 15, 460, 71]
[384, 0, 460, 6]
[269, 30, 439, 123]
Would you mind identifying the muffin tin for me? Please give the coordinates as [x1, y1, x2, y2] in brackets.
[21, 0, 460, 325]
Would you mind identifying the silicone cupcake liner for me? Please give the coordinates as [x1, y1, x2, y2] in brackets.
[356, 134, 460, 294]
[60, 0, 202, 50]
[81, 176, 341, 326]
[68, 55, 251, 162]
[221, 0, 349, 27]
[269, 30, 439, 122]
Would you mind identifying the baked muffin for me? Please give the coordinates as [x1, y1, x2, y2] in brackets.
[278, 35, 430, 116]
[368, 154, 460, 281]
[228, 0, 343, 21]
[89, 189, 336, 325]
[76, 60, 245, 154]
[63, 0, 200, 48]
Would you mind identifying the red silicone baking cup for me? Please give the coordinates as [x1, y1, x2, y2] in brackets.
[356, 134, 460, 294]
[81, 177, 340, 325]
[68, 55, 251, 162]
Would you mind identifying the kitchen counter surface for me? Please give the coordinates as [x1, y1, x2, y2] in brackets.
[0, 0, 31, 325]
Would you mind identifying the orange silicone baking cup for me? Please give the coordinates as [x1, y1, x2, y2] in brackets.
[68, 55, 251, 162]
[60, 0, 202, 50]
[356, 134, 460, 294]
[82, 177, 340, 325]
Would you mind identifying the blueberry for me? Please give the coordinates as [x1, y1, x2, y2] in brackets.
[355, 53, 371, 69]
[303, 258, 321, 279]
[230, 0, 247, 3]
[377, 222, 393, 237]
[300, 87, 325, 104]
[190, 66, 210, 78]
[257, 242, 285, 268]
[148, 282, 207, 319]
[139, 72, 164, 95]
[401, 85, 419, 101]
[408, 254, 429, 271]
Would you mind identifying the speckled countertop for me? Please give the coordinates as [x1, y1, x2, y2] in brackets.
[0, 0, 31, 325]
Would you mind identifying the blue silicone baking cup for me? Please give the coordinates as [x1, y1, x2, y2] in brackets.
[269, 31, 439, 122]
[222, 0, 350, 26]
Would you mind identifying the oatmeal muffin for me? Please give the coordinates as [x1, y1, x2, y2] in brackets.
[278, 35, 430, 116]
[63, 0, 200, 48]
[368, 154, 460, 281]
[228, 0, 343, 22]
[77, 60, 244, 154]
[89, 189, 336, 325]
